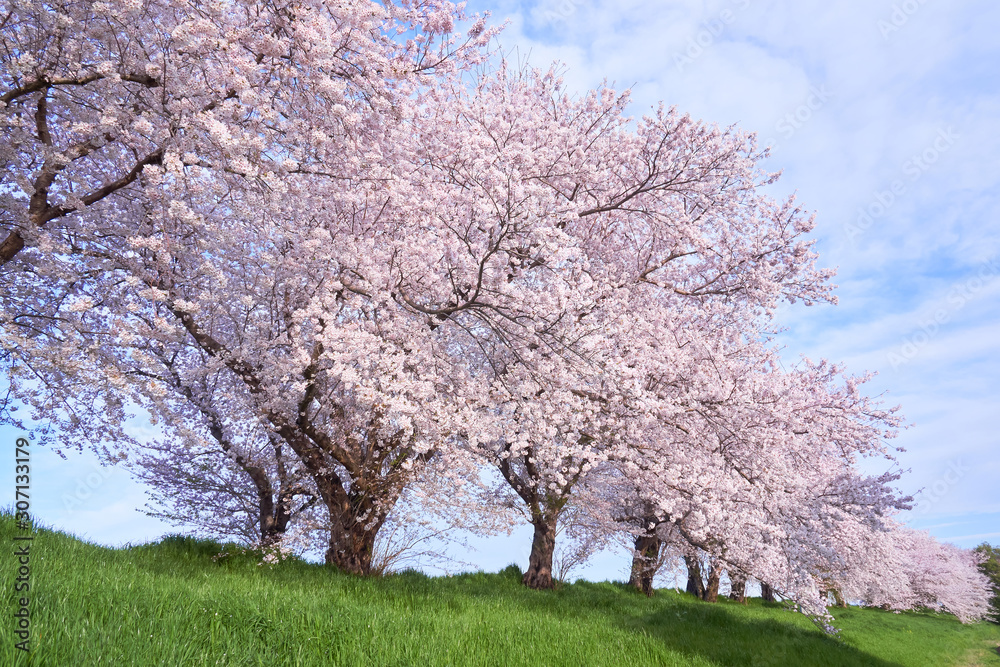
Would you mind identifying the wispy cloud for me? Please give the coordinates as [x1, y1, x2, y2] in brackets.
[940, 532, 1000, 543]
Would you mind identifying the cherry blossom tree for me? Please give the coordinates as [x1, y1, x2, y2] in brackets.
[400, 61, 893, 595]
[817, 521, 991, 623]
[1, 0, 497, 572]
[620, 344, 913, 610]
[0, 0, 494, 448]
[615, 370, 991, 623]
[127, 360, 319, 548]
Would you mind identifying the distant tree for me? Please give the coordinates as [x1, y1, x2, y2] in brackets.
[823, 524, 991, 623]
[974, 543, 1000, 624]
[728, 571, 747, 604]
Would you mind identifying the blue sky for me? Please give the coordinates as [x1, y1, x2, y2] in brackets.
[3, 0, 998, 582]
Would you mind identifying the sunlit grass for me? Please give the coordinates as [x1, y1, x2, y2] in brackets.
[2, 513, 998, 666]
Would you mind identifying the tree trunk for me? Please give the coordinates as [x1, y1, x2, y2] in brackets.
[703, 559, 723, 602]
[325, 522, 378, 575]
[729, 572, 747, 603]
[0, 230, 25, 266]
[832, 588, 847, 608]
[628, 530, 662, 597]
[761, 582, 776, 602]
[684, 556, 706, 599]
[523, 516, 558, 590]
[323, 493, 386, 576]
[259, 485, 298, 548]
[260, 519, 283, 549]
[258, 488, 281, 548]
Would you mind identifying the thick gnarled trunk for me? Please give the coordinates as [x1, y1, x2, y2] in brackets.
[628, 530, 663, 597]
[325, 520, 379, 575]
[703, 559, 723, 602]
[321, 485, 391, 576]
[523, 516, 558, 590]
[496, 446, 568, 591]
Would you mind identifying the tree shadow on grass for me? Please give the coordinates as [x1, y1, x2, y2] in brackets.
[372, 573, 906, 667]
[556, 581, 906, 667]
[625, 597, 904, 667]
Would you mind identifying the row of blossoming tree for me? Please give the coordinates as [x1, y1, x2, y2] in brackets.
[0, 0, 991, 627]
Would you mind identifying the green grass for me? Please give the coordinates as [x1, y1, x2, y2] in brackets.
[2, 514, 998, 666]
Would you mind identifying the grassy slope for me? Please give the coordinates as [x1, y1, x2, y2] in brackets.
[2, 516, 998, 666]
